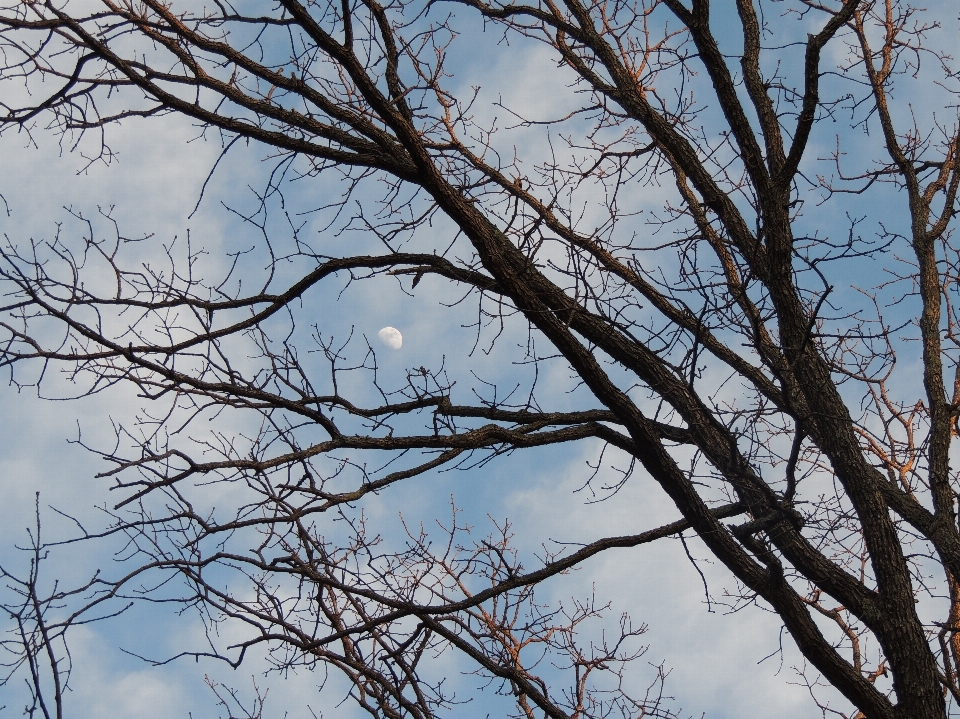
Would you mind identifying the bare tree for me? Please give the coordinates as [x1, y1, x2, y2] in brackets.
[1, 0, 959, 716]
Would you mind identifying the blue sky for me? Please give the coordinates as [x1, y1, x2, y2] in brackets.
[2, 2, 959, 717]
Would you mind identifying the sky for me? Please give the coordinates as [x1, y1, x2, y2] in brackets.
[1, 2, 958, 718]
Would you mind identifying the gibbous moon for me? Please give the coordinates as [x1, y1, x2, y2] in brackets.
[378, 326, 403, 349]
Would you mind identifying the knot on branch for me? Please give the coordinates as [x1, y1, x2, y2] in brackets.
[730, 503, 805, 540]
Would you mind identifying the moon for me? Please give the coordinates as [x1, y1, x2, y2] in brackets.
[378, 326, 403, 350]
